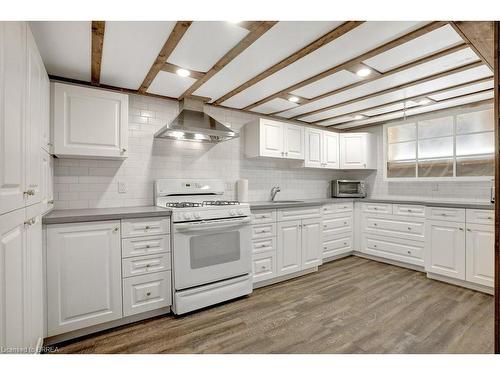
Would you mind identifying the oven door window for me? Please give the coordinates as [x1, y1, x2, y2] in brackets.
[339, 183, 359, 194]
[189, 231, 241, 269]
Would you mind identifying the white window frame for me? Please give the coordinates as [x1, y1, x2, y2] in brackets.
[383, 104, 494, 182]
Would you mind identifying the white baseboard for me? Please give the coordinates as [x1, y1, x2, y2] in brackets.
[253, 267, 318, 289]
[426, 272, 494, 295]
[322, 252, 354, 264]
[353, 251, 425, 272]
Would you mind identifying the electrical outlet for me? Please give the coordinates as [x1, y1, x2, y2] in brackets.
[431, 183, 439, 192]
[225, 182, 234, 191]
[118, 181, 127, 194]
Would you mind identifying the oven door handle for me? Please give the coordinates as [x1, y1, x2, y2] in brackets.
[174, 218, 252, 231]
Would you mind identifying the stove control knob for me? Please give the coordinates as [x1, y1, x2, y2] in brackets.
[229, 209, 237, 216]
[183, 213, 192, 220]
[194, 212, 201, 219]
[237, 209, 244, 215]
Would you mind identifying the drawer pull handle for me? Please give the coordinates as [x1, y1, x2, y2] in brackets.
[323, 246, 327, 250]
[373, 244, 377, 248]
[344, 222, 347, 225]
[373, 207, 378, 210]
[258, 230, 269, 233]
[459, 227, 464, 231]
[487, 216, 492, 220]
[146, 245, 151, 248]
[407, 227, 412, 231]
[407, 209, 412, 212]
[344, 242, 347, 246]
[373, 223, 378, 226]
[145, 264, 151, 268]
[260, 265, 266, 270]
[407, 251, 411, 254]
[145, 226, 151, 230]
[146, 292, 151, 297]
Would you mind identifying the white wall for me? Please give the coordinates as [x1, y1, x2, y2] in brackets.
[53, 93, 494, 209]
[54, 93, 347, 209]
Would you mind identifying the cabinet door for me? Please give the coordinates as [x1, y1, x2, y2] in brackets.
[466, 224, 494, 287]
[47, 221, 122, 336]
[24, 27, 43, 206]
[259, 119, 284, 158]
[283, 124, 304, 160]
[304, 128, 323, 168]
[40, 150, 54, 214]
[323, 131, 339, 169]
[0, 208, 27, 350]
[339, 133, 366, 169]
[277, 220, 302, 276]
[425, 220, 465, 280]
[25, 205, 43, 349]
[301, 218, 322, 269]
[40, 73, 50, 152]
[0, 22, 27, 215]
[52, 82, 129, 159]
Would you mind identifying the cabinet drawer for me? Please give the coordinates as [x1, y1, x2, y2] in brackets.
[361, 202, 392, 214]
[322, 234, 352, 259]
[252, 251, 276, 283]
[278, 206, 321, 221]
[252, 237, 276, 254]
[322, 202, 353, 216]
[426, 207, 465, 222]
[323, 215, 353, 237]
[122, 271, 172, 317]
[466, 209, 494, 225]
[363, 215, 425, 241]
[122, 253, 171, 278]
[393, 204, 425, 217]
[121, 217, 170, 238]
[251, 209, 276, 224]
[122, 235, 170, 258]
[252, 222, 276, 238]
[362, 234, 424, 266]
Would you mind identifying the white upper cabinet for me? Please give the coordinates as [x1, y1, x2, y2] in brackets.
[0, 22, 27, 215]
[41, 74, 51, 152]
[244, 118, 304, 160]
[52, 82, 129, 159]
[339, 133, 377, 170]
[304, 128, 339, 169]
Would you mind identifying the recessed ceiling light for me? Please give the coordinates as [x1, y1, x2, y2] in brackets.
[288, 96, 300, 103]
[353, 114, 366, 120]
[356, 68, 372, 77]
[176, 68, 190, 77]
[417, 98, 432, 106]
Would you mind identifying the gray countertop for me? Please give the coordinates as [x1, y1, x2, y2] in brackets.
[43, 206, 172, 225]
[249, 198, 494, 210]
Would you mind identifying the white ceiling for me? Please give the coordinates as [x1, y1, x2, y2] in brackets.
[29, 21, 493, 128]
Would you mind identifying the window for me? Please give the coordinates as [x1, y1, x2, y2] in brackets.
[385, 107, 494, 180]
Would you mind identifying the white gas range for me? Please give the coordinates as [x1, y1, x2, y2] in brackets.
[155, 179, 253, 315]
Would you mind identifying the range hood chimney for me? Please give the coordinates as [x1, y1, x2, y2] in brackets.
[154, 97, 238, 143]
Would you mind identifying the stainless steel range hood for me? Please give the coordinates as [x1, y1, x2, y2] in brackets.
[154, 97, 238, 143]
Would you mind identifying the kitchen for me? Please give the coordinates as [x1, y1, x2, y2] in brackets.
[1, 0, 500, 370]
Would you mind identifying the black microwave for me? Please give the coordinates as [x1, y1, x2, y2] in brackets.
[331, 180, 366, 198]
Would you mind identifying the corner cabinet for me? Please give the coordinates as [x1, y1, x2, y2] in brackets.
[304, 128, 339, 169]
[339, 133, 377, 169]
[52, 82, 129, 159]
[244, 118, 304, 160]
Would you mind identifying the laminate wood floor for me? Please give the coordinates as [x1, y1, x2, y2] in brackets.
[51, 256, 494, 354]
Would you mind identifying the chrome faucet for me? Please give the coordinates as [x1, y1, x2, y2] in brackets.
[270, 186, 281, 201]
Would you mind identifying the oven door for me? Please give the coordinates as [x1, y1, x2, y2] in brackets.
[173, 217, 252, 290]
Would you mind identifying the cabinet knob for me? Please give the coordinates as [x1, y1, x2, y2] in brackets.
[373, 223, 377, 226]
[145, 225, 151, 230]
[260, 265, 266, 270]
[373, 244, 377, 248]
[113, 227, 119, 232]
[323, 246, 327, 250]
[407, 227, 412, 231]
[467, 228, 471, 232]
[146, 292, 151, 297]
[487, 216, 493, 220]
[24, 189, 35, 196]
[47, 142, 53, 147]
[146, 245, 151, 248]
[48, 199, 54, 204]
[459, 227, 464, 231]
[121, 148, 127, 153]
[344, 222, 347, 225]
[145, 264, 151, 268]
[344, 242, 347, 246]
[407, 250, 411, 254]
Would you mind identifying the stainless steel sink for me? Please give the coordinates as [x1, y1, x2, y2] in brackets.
[269, 200, 303, 203]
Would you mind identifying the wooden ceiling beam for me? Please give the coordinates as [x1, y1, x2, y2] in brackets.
[337, 95, 493, 130]
[450, 21, 494, 71]
[139, 21, 192, 93]
[179, 21, 278, 100]
[212, 21, 365, 105]
[91, 21, 105, 85]
[322, 76, 493, 126]
[243, 21, 448, 111]
[293, 60, 486, 122]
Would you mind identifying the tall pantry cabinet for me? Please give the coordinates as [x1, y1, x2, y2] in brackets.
[0, 22, 52, 352]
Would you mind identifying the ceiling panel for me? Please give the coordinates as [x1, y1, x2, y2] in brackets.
[360, 102, 419, 117]
[221, 21, 427, 109]
[363, 24, 464, 72]
[289, 70, 362, 99]
[428, 79, 494, 101]
[193, 21, 341, 101]
[317, 115, 358, 126]
[251, 98, 298, 114]
[335, 91, 494, 129]
[29, 21, 91, 81]
[167, 21, 248, 72]
[298, 64, 492, 122]
[147, 70, 196, 98]
[100, 21, 176, 90]
[279, 47, 481, 119]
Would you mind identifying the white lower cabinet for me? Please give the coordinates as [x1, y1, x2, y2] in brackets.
[465, 223, 494, 287]
[122, 271, 172, 317]
[46, 221, 123, 336]
[425, 220, 466, 280]
[301, 218, 322, 269]
[361, 234, 424, 266]
[252, 251, 276, 283]
[277, 220, 302, 276]
[0, 206, 43, 352]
